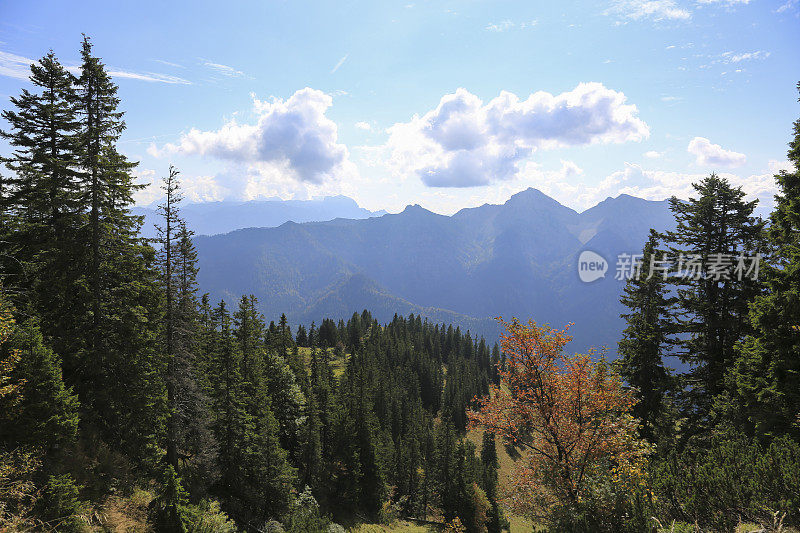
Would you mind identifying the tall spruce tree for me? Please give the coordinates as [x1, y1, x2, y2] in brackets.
[617, 229, 675, 443]
[0, 51, 84, 364]
[71, 35, 162, 454]
[665, 175, 766, 439]
[156, 166, 182, 471]
[729, 83, 800, 440]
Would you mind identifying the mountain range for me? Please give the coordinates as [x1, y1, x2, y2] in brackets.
[133, 195, 386, 238]
[190, 188, 677, 355]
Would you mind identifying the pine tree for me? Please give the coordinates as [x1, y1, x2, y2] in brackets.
[617, 230, 675, 443]
[231, 296, 295, 521]
[71, 36, 162, 454]
[665, 175, 766, 438]
[0, 50, 86, 376]
[480, 432, 505, 533]
[7, 321, 80, 452]
[207, 301, 247, 498]
[0, 51, 80, 292]
[0, 289, 78, 455]
[156, 166, 182, 471]
[729, 83, 800, 440]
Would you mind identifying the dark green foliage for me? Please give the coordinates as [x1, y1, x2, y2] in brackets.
[617, 230, 675, 444]
[7, 36, 797, 533]
[149, 465, 189, 533]
[728, 83, 800, 440]
[284, 486, 330, 533]
[38, 474, 85, 533]
[480, 432, 507, 533]
[651, 434, 800, 530]
[663, 174, 766, 440]
[1, 320, 79, 452]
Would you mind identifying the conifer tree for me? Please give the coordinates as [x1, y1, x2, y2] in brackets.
[156, 166, 182, 471]
[618, 230, 675, 443]
[665, 175, 766, 437]
[480, 431, 505, 533]
[0, 51, 79, 291]
[0, 289, 78, 454]
[730, 83, 800, 440]
[71, 36, 162, 452]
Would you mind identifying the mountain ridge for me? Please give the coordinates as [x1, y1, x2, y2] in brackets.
[192, 189, 675, 354]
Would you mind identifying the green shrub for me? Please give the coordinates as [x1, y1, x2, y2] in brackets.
[285, 486, 329, 533]
[39, 474, 86, 532]
[651, 434, 800, 531]
[183, 499, 238, 532]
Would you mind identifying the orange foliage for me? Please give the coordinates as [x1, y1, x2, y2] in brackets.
[469, 318, 649, 516]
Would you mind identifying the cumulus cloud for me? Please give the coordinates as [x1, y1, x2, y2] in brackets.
[644, 150, 664, 158]
[588, 163, 778, 212]
[150, 88, 352, 185]
[382, 83, 649, 187]
[355, 121, 372, 131]
[607, 0, 692, 21]
[768, 159, 796, 174]
[687, 137, 746, 167]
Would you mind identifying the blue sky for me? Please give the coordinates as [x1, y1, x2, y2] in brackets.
[1, 0, 798, 214]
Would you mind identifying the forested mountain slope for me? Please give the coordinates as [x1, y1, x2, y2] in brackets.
[194, 188, 675, 353]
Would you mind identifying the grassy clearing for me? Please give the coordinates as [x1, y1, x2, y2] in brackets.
[297, 346, 348, 378]
[349, 520, 436, 532]
[466, 427, 535, 533]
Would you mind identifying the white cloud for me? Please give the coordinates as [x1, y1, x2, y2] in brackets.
[485, 19, 537, 32]
[486, 20, 514, 32]
[575, 163, 777, 211]
[687, 137, 746, 167]
[644, 150, 664, 158]
[607, 0, 692, 21]
[203, 61, 245, 77]
[768, 159, 796, 174]
[107, 70, 191, 84]
[355, 121, 372, 131]
[0, 50, 191, 84]
[776, 0, 798, 12]
[331, 54, 348, 74]
[0, 50, 33, 80]
[153, 59, 184, 68]
[721, 50, 770, 63]
[150, 88, 354, 185]
[382, 83, 649, 187]
[697, 0, 749, 4]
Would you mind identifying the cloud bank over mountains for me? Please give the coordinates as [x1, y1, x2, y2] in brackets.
[140, 82, 783, 214]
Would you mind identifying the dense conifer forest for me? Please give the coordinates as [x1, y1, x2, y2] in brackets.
[1, 38, 799, 533]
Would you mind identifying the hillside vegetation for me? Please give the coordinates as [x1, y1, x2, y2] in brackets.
[1, 39, 799, 533]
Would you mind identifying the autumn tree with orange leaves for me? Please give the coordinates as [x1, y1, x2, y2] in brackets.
[469, 318, 650, 522]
